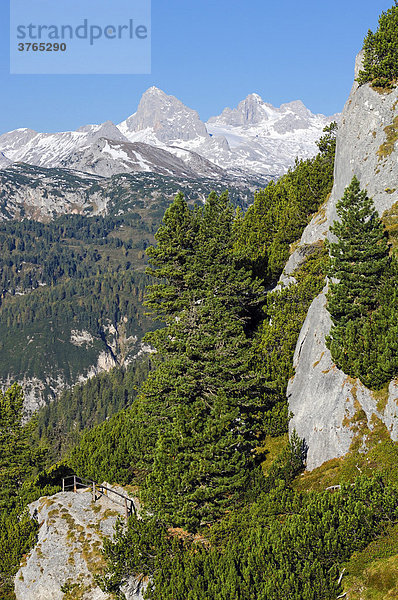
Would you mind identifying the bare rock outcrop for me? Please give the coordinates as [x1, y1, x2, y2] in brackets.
[288, 289, 398, 469]
[287, 52, 398, 469]
[14, 486, 143, 600]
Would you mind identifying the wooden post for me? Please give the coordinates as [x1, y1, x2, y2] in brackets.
[62, 478, 65, 493]
[92, 481, 96, 502]
[124, 498, 128, 520]
[73, 475, 77, 493]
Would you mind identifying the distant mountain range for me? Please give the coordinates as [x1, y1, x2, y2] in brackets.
[0, 87, 338, 181]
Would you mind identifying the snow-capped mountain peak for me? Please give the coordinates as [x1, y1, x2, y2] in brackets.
[119, 87, 209, 144]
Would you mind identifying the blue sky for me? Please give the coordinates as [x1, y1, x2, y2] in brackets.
[0, 1, 394, 134]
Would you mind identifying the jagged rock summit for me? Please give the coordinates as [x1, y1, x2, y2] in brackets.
[286, 52, 398, 470]
[119, 86, 209, 143]
[207, 93, 275, 127]
[206, 92, 337, 175]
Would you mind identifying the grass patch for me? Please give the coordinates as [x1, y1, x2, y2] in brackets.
[344, 524, 398, 599]
[91, 503, 102, 514]
[60, 578, 89, 600]
[102, 508, 121, 519]
[372, 384, 391, 413]
[371, 85, 396, 95]
[377, 116, 398, 160]
[258, 434, 289, 475]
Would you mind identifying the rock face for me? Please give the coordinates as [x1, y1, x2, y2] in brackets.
[288, 290, 398, 469]
[300, 52, 398, 246]
[14, 486, 143, 600]
[287, 53, 398, 470]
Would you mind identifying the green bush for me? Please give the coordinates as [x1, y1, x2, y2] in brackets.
[100, 477, 398, 600]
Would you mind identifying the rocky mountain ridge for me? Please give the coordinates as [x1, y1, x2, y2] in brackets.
[0, 87, 337, 181]
[0, 162, 256, 223]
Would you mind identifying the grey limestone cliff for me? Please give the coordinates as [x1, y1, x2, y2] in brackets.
[120, 86, 209, 143]
[286, 52, 398, 470]
[300, 51, 398, 247]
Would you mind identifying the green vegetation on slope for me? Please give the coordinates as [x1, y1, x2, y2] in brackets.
[71, 190, 275, 530]
[0, 213, 156, 397]
[0, 169, 254, 402]
[234, 122, 336, 282]
[256, 244, 328, 397]
[26, 113, 398, 599]
[100, 477, 398, 600]
[68, 158, 334, 528]
[357, 1, 398, 89]
[34, 356, 153, 463]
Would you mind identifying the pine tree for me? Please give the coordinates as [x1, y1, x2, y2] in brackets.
[357, 1, 398, 88]
[326, 176, 390, 326]
[145, 192, 198, 321]
[133, 191, 271, 528]
[326, 176, 397, 388]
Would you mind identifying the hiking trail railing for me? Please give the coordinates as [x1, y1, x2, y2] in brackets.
[62, 475, 136, 519]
